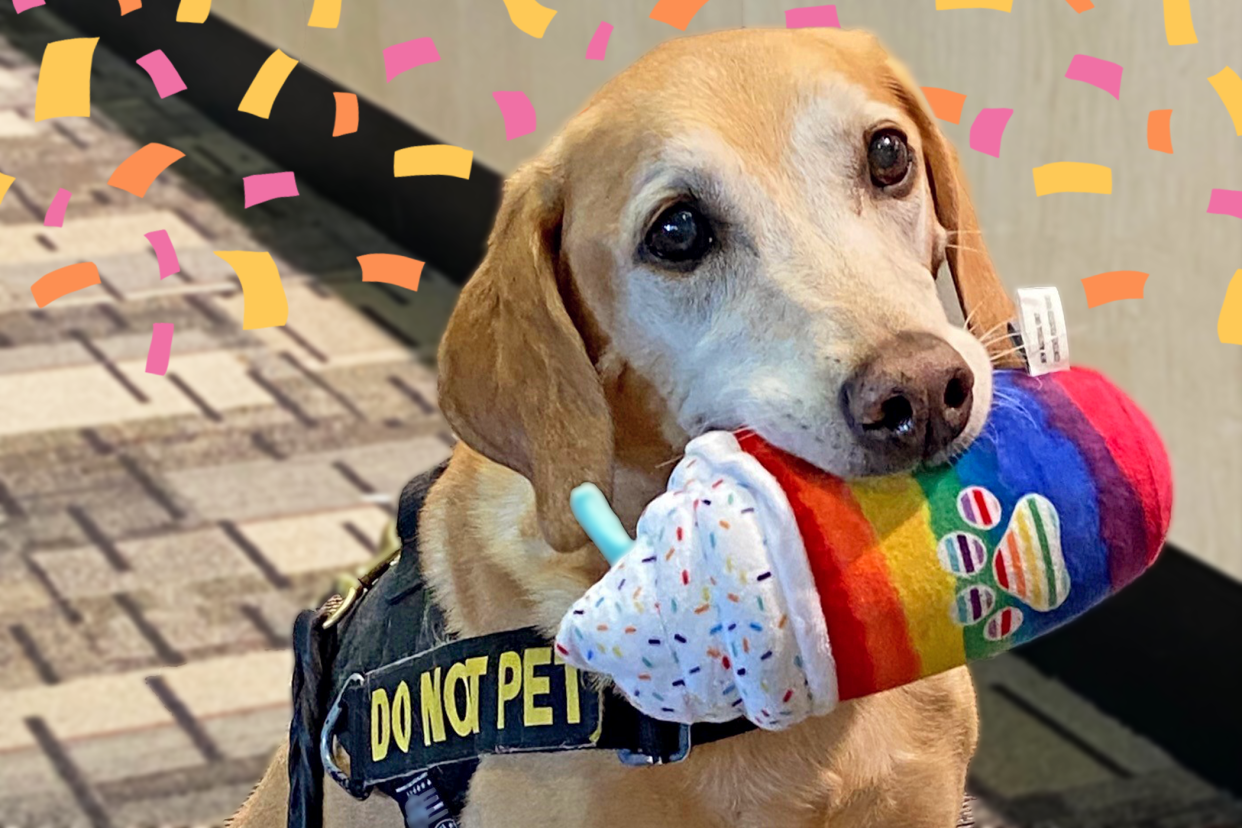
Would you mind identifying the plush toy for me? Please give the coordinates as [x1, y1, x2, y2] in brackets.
[555, 367, 1172, 731]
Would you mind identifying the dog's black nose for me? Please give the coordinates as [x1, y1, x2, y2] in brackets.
[841, 333, 974, 466]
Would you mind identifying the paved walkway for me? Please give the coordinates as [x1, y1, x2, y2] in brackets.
[0, 9, 1238, 828]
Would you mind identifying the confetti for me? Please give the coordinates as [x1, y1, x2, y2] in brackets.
[175, 0, 210, 23]
[0, 173, 13, 205]
[42, 188, 71, 227]
[585, 21, 613, 60]
[135, 50, 187, 99]
[239, 49, 298, 119]
[394, 145, 473, 179]
[118, 0, 141, 14]
[384, 38, 439, 82]
[921, 87, 967, 124]
[1162, 0, 1197, 45]
[243, 171, 300, 208]
[358, 253, 424, 292]
[144, 230, 181, 279]
[30, 261, 100, 308]
[307, 0, 341, 29]
[214, 251, 289, 329]
[333, 92, 358, 136]
[492, 91, 536, 141]
[1207, 189, 1242, 220]
[968, 107, 1013, 157]
[1032, 162, 1112, 196]
[1064, 0, 1093, 11]
[1147, 109, 1173, 153]
[785, 5, 839, 28]
[1208, 67, 1242, 136]
[34, 37, 99, 122]
[14, 0, 45, 13]
[936, 0, 1011, 9]
[503, 0, 557, 38]
[145, 323, 175, 375]
[1065, 54, 1123, 99]
[1082, 271, 1148, 308]
[1219, 270, 1242, 345]
[649, 0, 711, 30]
[107, 143, 186, 197]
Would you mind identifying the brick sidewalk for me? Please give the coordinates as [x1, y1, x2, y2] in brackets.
[2, 9, 1239, 828]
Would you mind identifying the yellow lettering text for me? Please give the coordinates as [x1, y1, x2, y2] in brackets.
[443, 657, 489, 738]
[392, 680, 412, 752]
[420, 667, 447, 746]
[554, 650, 582, 725]
[370, 688, 390, 762]
[497, 651, 522, 730]
[523, 647, 553, 727]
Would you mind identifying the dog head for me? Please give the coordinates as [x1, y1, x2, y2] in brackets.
[439, 28, 1019, 552]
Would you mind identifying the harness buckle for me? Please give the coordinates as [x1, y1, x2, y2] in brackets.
[321, 673, 371, 800]
[617, 722, 692, 766]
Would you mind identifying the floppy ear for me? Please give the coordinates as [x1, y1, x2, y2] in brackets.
[885, 60, 1023, 368]
[438, 159, 613, 552]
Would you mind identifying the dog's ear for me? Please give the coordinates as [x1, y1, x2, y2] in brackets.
[438, 159, 613, 552]
[884, 58, 1023, 368]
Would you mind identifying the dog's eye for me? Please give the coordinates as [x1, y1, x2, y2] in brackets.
[868, 129, 911, 188]
[644, 203, 714, 264]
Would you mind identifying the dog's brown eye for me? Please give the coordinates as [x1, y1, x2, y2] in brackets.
[868, 130, 911, 188]
[644, 203, 714, 265]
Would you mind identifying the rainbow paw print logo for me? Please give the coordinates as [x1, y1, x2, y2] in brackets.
[937, 486, 1070, 642]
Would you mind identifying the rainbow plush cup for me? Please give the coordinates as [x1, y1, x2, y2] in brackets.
[555, 367, 1172, 729]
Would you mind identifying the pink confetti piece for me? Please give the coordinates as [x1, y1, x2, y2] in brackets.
[13, 0, 45, 12]
[43, 188, 71, 227]
[1207, 189, 1242, 220]
[968, 107, 1014, 157]
[144, 229, 181, 279]
[145, 322, 174, 375]
[492, 91, 536, 141]
[586, 21, 613, 60]
[1065, 54, 1123, 100]
[785, 4, 839, 28]
[243, 171, 299, 208]
[383, 38, 439, 83]
[135, 50, 187, 99]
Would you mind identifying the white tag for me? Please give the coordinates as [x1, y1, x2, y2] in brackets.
[1015, 286, 1070, 376]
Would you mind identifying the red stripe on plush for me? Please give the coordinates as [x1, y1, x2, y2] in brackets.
[737, 434, 920, 699]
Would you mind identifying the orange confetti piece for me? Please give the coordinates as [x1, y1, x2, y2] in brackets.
[30, 262, 101, 308]
[1147, 109, 1173, 153]
[1218, 270, 1242, 345]
[119, 0, 142, 14]
[358, 253, 423, 292]
[1081, 271, 1148, 308]
[1064, 0, 1094, 11]
[332, 92, 358, 137]
[921, 87, 967, 124]
[108, 143, 185, 197]
[649, 0, 711, 30]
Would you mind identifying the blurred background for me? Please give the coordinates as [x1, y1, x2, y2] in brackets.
[0, 1, 1238, 826]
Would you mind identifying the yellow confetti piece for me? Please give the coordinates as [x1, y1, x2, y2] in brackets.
[1219, 270, 1242, 345]
[1208, 67, 1242, 136]
[936, 0, 1012, 10]
[214, 251, 289, 329]
[239, 49, 299, 119]
[503, 0, 558, 38]
[1161, 0, 1197, 46]
[0, 173, 13, 206]
[307, 0, 341, 29]
[175, 0, 210, 23]
[34, 37, 99, 122]
[394, 145, 473, 179]
[1032, 162, 1112, 196]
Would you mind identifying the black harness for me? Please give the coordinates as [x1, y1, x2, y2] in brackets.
[286, 462, 756, 828]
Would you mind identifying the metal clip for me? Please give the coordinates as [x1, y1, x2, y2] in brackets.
[321, 673, 370, 800]
[617, 723, 692, 766]
[322, 520, 402, 630]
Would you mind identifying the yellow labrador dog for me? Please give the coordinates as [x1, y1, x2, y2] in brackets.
[233, 26, 1020, 828]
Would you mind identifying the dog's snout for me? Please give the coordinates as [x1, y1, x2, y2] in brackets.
[841, 333, 975, 466]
